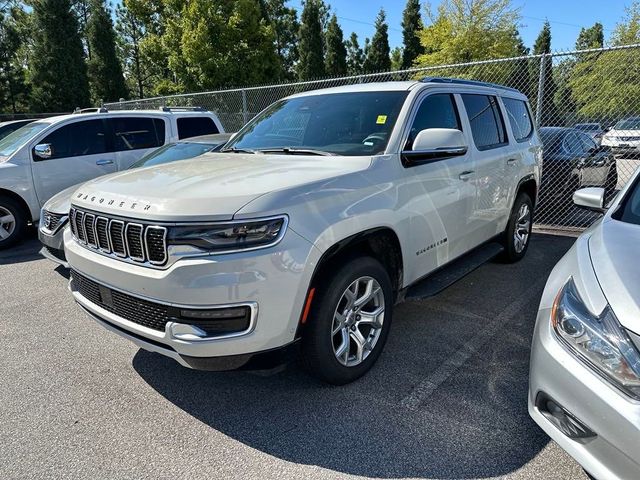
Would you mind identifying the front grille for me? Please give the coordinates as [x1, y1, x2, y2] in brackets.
[69, 207, 167, 266]
[42, 210, 66, 232]
[71, 270, 252, 336]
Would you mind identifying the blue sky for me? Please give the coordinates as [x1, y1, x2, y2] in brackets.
[287, 0, 631, 52]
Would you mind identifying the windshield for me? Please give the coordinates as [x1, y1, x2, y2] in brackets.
[615, 175, 640, 226]
[0, 122, 49, 157]
[226, 91, 409, 156]
[129, 142, 217, 169]
[575, 124, 599, 131]
[614, 118, 640, 130]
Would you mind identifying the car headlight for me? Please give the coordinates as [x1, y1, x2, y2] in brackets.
[167, 216, 287, 253]
[552, 278, 640, 399]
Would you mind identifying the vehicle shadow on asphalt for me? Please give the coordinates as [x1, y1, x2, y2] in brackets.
[132, 233, 576, 479]
[0, 231, 43, 265]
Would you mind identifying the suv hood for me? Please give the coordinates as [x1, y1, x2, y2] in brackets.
[588, 218, 640, 334]
[71, 152, 372, 221]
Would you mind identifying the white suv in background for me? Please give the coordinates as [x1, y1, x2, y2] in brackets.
[65, 79, 541, 384]
[0, 107, 223, 248]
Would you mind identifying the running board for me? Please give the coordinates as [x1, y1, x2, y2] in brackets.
[404, 242, 504, 300]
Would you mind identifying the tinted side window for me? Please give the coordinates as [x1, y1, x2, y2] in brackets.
[461, 94, 507, 150]
[503, 97, 533, 141]
[36, 119, 108, 160]
[177, 117, 219, 139]
[406, 93, 461, 149]
[563, 132, 583, 155]
[577, 132, 596, 153]
[110, 117, 165, 151]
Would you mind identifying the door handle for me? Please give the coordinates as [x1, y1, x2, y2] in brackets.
[507, 158, 518, 165]
[459, 170, 474, 181]
[96, 159, 114, 166]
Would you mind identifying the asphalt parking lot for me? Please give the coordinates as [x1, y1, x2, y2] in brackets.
[1, 232, 589, 480]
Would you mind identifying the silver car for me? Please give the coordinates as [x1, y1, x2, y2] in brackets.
[529, 167, 640, 479]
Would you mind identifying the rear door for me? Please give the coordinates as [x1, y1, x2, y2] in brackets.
[459, 93, 512, 243]
[108, 116, 168, 170]
[30, 118, 116, 206]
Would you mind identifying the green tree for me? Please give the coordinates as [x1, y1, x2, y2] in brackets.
[346, 32, 364, 75]
[325, 14, 347, 76]
[297, 0, 325, 80]
[390, 46, 403, 70]
[87, 0, 128, 103]
[569, 3, 640, 119]
[532, 20, 558, 126]
[115, 1, 150, 98]
[576, 22, 604, 50]
[264, 0, 299, 81]
[415, 0, 522, 66]
[29, 0, 90, 111]
[401, 0, 423, 68]
[0, 10, 29, 113]
[363, 9, 391, 73]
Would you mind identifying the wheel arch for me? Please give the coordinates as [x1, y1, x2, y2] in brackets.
[516, 175, 538, 209]
[0, 188, 33, 221]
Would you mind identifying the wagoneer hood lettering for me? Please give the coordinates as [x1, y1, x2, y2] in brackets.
[71, 152, 372, 222]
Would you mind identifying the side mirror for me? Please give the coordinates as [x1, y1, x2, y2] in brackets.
[402, 128, 468, 166]
[573, 187, 606, 213]
[34, 143, 52, 160]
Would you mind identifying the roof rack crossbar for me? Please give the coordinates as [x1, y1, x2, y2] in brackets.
[420, 77, 521, 93]
[73, 107, 108, 114]
[158, 106, 206, 112]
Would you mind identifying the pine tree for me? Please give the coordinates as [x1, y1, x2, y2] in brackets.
[346, 32, 364, 75]
[325, 14, 347, 76]
[390, 47, 403, 71]
[575, 22, 604, 50]
[297, 0, 325, 80]
[401, 0, 423, 68]
[87, 0, 128, 103]
[264, 0, 299, 81]
[29, 0, 90, 111]
[0, 11, 29, 113]
[363, 9, 391, 73]
[532, 21, 558, 126]
[115, 2, 147, 99]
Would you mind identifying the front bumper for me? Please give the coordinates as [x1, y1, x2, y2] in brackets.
[38, 225, 68, 268]
[529, 308, 640, 480]
[65, 227, 320, 364]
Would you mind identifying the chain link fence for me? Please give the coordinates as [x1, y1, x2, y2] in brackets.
[106, 44, 640, 232]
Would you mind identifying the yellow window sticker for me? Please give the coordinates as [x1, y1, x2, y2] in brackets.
[376, 115, 387, 125]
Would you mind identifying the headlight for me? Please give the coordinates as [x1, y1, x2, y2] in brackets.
[167, 216, 287, 253]
[552, 278, 640, 399]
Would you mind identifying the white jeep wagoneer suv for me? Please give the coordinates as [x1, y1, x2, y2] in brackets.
[64, 79, 541, 384]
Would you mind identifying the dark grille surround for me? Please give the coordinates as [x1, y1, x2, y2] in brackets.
[42, 210, 67, 232]
[69, 207, 167, 266]
[71, 270, 252, 336]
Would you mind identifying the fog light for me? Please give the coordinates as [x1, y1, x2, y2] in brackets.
[535, 392, 596, 439]
[171, 305, 253, 338]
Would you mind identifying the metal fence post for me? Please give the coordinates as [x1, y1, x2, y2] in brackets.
[535, 53, 547, 126]
[242, 89, 248, 124]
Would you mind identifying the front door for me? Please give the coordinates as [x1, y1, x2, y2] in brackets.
[31, 119, 116, 206]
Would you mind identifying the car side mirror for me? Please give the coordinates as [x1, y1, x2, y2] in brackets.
[34, 143, 52, 160]
[573, 187, 606, 213]
[402, 128, 468, 166]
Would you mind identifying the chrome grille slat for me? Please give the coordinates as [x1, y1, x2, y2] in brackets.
[69, 207, 167, 267]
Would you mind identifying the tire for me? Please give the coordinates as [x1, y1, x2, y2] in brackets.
[0, 195, 28, 250]
[499, 192, 533, 263]
[604, 164, 618, 204]
[301, 256, 393, 385]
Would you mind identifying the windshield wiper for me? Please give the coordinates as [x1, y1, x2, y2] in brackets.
[220, 146, 256, 154]
[256, 147, 336, 156]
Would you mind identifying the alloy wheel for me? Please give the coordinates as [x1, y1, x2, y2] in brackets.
[514, 203, 531, 254]
[0, 206, 15, 241]
[331, 276, 385, 367]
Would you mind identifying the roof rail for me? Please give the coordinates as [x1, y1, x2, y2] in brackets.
[420, 77, 521, 93]
[158, 106, 207, 112]
[73, 107, 108, 114]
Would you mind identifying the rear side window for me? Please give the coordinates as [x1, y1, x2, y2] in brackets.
[35, 119, 108, 160]
[503, 98, 533, 142]
[461, 94, 507, 150]
[177, 117, 219, 139]
[110, 117, 165, 151]
[406, 93, 461, 150]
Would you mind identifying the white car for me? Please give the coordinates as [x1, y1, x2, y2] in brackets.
[601, 117, 640, 157]
[529, 167, 640, 480]
[64, 79, 541, 384]
[0, 107, 223, 248]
